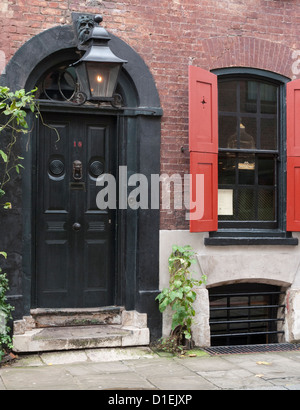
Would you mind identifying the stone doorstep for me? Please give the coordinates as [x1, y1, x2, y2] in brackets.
[30, 306, 124, 328]
[12, 325, 150, 353]
[12, 309, 150, 353]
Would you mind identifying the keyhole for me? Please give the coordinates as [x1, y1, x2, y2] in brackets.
[201, 96, 207, 106]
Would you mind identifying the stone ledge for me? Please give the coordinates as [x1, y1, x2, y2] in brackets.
[12, 309, 150, 353]
[12, 324, 150, 353]
[30, 306, 124, 328]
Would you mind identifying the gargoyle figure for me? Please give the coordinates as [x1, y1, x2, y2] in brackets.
[77, 15, 95, 45]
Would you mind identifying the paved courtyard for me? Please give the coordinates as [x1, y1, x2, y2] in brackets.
[0, 347, 300, 391]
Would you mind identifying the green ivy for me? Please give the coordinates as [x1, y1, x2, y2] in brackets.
[0, 86, 60, 362]
[156, 245, 206, 345]
[0, 86, 37, 208]
[0, 86, 37, 362]
[0, 253, 14, 362]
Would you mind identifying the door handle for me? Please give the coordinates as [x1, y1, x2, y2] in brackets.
[73, 160, 83, 180]
[72, 222, 81, 231]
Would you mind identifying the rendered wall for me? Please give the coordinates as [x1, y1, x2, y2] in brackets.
[160, 230, 300, 345]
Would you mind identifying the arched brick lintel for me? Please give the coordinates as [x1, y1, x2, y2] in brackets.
[200, 36, 296, 80]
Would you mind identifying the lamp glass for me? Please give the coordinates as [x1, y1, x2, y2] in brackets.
[87, 62, 121, 99]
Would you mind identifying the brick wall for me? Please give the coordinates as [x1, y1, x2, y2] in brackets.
[1, 0, 300, 230]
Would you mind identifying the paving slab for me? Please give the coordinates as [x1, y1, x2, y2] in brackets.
[124, 357, 217, 390]
[0, 366, 79, 390]
[174, 355, 238, 372]
[71, 370, 155, 390]
[0, 348, 299, 391]
[222, 352, 300, 385]
[0, 377, 5, 390]
[196, 368, 275, 390]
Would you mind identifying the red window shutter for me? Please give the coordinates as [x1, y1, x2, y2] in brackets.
[287, 79, 300, 157]
[287, 79, 300, 231]
[189, 152, 218, 232]
[189, 66, 218, 232]
[189, 66, 218, 154]
[287, 157, 300, 231]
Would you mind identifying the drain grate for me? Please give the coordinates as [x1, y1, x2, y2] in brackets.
[203, 343, 300, 356]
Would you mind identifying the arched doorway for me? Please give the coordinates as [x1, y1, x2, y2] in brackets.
[0, 22, 163, 340]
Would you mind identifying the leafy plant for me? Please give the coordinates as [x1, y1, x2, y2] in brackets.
[0, 86, 37, 208]
[0, 86, 52, 361]
[156, 245, 206, 348]
[0, 86, 60, 362]
[0, 252, 14, 362]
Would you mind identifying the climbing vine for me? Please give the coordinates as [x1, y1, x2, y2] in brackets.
[0, 86, 37, 361]
[0, 86, 37, 207]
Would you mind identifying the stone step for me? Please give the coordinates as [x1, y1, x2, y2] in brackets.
[30, 306, 124, 328]
[13, 324, 149, 353]
[13, 309, 150, 353]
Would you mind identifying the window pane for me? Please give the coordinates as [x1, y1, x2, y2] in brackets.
[260, 117, 277, 150]
[218, 154, 236, 185]
[238, 188, 255, 220]
[238, 154, 255, 185]
[240, 119, 256, 149]
[219, 116, 237, 148]
[219, 81, 237, 112]
[260, 83, 277, 114]
[217, 76, 280, 228]
[37, 66, 77, 101]
[241, 81, 257, 113]
[258, 156, 275, 185]
[258, 189, 275, 220]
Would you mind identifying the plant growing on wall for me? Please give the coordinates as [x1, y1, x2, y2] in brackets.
[0, 86, 37, 207]
[0, 252, 14, 362]
[0, 85, 45, 361]
[156, 245, 206, 350]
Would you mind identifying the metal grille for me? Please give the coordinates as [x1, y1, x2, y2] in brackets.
[203, 343, 300, 356]
[209, 284, 285, 346]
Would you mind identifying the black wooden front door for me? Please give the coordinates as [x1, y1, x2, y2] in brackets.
[35, 113, 116, 308]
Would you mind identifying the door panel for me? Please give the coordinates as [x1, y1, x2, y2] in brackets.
[35, 113, 116, 308]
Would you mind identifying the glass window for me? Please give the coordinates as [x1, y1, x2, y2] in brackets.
[218, 78, 279, 229]
[36, 64, 77, 102]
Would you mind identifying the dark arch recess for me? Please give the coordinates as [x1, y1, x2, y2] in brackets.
[0, 23, 162, 342]
[1, 24, 161, 110]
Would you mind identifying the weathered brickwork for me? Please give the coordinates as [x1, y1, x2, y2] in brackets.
[1, 0, 300, 229]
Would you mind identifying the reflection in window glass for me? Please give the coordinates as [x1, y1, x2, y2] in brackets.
[218, 81, 237, 112]
[219, 116, 237, 148]
[261, 118, 277, 150]
[36, 65, 77, 101]
[241, 80, 257, 113]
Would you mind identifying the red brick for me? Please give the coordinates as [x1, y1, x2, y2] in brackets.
[1, 0, 299, 229]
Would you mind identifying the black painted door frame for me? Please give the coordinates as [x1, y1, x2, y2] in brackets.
[34, 112, 117, 308]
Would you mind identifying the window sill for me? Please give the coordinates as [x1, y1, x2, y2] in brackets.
[205, 236, 298, 246]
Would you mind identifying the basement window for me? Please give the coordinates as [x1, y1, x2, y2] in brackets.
[209, 283, 285, 346]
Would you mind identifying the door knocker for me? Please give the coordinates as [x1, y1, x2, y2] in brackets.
[73, 160, 83, 180]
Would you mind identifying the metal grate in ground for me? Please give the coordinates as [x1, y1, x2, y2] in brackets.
[203, 343, 300, 356]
